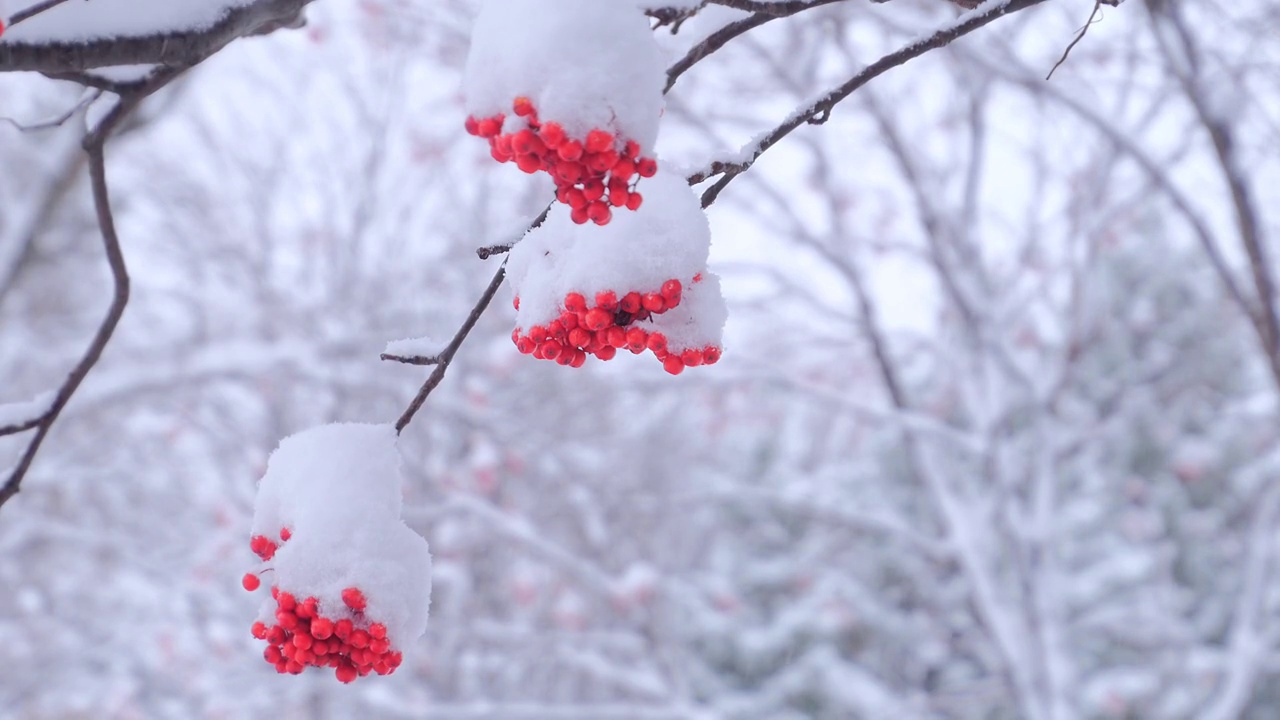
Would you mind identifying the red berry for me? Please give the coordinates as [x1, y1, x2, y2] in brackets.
[625, 328, 648, 353]
[342, 587, 367, 613]
[541, 122, 565, 148]
[642, 293, 666, 313]
[516, 336, 536, 354]
[242, 573, 261, 592]
[297, 597, 318, 619]
[610, 190, 630, 208]
[370, 623, 387, 640]
[625, 193, 644, 211]
[569, 349, 587, 368]
[596, 346, 617, 361]
[569, 328, 592, 348]
[278, 592, 297, 612]
[350, 630, 370, 649]
[513, 96, 535, 118]
[557, 141, 583, 162]
[620, 292, 642, 314]
[476, 117, 503, 138]
[516, 154, 540, 174]
[581, 308, 610, 331]
[663, 356, 685, 375]
[623, 140, 641, 159]
[585, 129, 614, 154]
[565, 187, 588, 209]
[612, 158, 636, 181]
[587, 202, 612, 226]
[335, 619, 354, 641]
[464, 116, 480, 136]
[336, 664, 358, 683]
[277, 610, 298, 629]
[564, 292, 587, 312]
[582, 181, 605, 202]
[265, 645, 283, 665]
[595, 291, 618, 310]
[280, 527, 292, 541]
[661, 279, 682, 303]
[703, 346, 722, 365]
[647, 333, 668, 354]
[311, 618, 334, 640]
[606, 326, 627, 347]
[570, 206, 590, 225]
[293, 633, 313, 650]
[682, 349, 704, 367]
[251, 622, 268, 639]
[637, 158, 658, 177]
[538, 341, 564, 360]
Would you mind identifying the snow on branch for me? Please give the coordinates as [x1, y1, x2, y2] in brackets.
[0, 0, 312, 75]
[689, 0, 1052, 207]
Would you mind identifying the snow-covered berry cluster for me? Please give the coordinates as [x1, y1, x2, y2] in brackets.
[467, 99, 657, 225]
[244, 528, 403, 681]
[508, 171, 727, 374]
[512, 276, 722, 375]
[464, 0, 664, 222]
[246, 424, 431, 684]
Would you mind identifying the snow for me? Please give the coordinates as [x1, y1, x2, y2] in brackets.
[383, 335, 443, 358]
[508, 169, 714, 332]
[250, 423, 432, 648]
[463, 0, 665, 155]
[647, 271, 726, 352]
[2, 0, 254, 44]
[0, 389, 52, 428]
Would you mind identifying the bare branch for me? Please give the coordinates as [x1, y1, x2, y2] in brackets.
[1045, 1, 1104, 80]
[380, 353, 441, 367]
[394, 263, 508, 434]
[0, 69, 181, 512]
[6, 0, 76, 28]
[0, 0, 314, 74]
[691, 0, 1051, 209]
[0, 88, 101, 132]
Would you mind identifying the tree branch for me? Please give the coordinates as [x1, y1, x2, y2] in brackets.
[394, 263, 508, 434]
[0, 70, 180, 512]
[0, 0, 314, 74]
[690, 0, 1051, 208]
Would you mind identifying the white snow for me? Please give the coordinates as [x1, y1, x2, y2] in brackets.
[2, 0, 254, 44]
[250, 423, 432, 647]
[463, 0, 665, 154]
[383, 335, 443, 358]
[508, 169, 713, 331]
[0, 389, 53, 428]
[647, 271, 726, 353]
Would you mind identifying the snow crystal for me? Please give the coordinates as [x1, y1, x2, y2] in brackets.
[508, 169, 712, 330]
[0, 390, 53, 428]
[250, 423, 431, 646]
[2, 0, 254, 44]
[463, 0, 665, 154]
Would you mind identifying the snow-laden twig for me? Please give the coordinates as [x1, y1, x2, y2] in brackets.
[689, 0, 1051, 209]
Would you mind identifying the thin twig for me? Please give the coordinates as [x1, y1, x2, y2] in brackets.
[691, 0, 1051, 209]
[0, 88, 102, 133]
[380, 353, 441, 366]
[0, 70, 181, 512]
[1045, 1, 1103, 80]
[394, 263, 508, 434]
[6, 0, 75, 27]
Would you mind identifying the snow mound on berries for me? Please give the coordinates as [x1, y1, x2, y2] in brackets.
[508, 170, 711, 329]
[463, 0, 665, 154]
[267, 522, 432, 646]
[249, 423, 431, 647]
[252, 423, 402, 539]
[2, 0, 252, 44]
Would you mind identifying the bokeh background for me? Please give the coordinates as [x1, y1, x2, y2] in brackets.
[2, 0, 1279, 718]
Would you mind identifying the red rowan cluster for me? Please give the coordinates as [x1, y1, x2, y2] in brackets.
[466, 97, 657, 225]
[512, 275, 722, 375]
[244, 528, 404, 682]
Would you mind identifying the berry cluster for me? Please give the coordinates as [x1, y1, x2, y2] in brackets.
[511, 277, 721, 375]
[244, 528, 403, 683]
[466, 97, 657, 225]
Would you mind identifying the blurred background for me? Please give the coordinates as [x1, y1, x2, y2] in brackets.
[2, 0, 1279, 717]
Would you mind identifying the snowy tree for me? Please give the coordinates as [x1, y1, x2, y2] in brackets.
[6, 0, 1280, 717]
